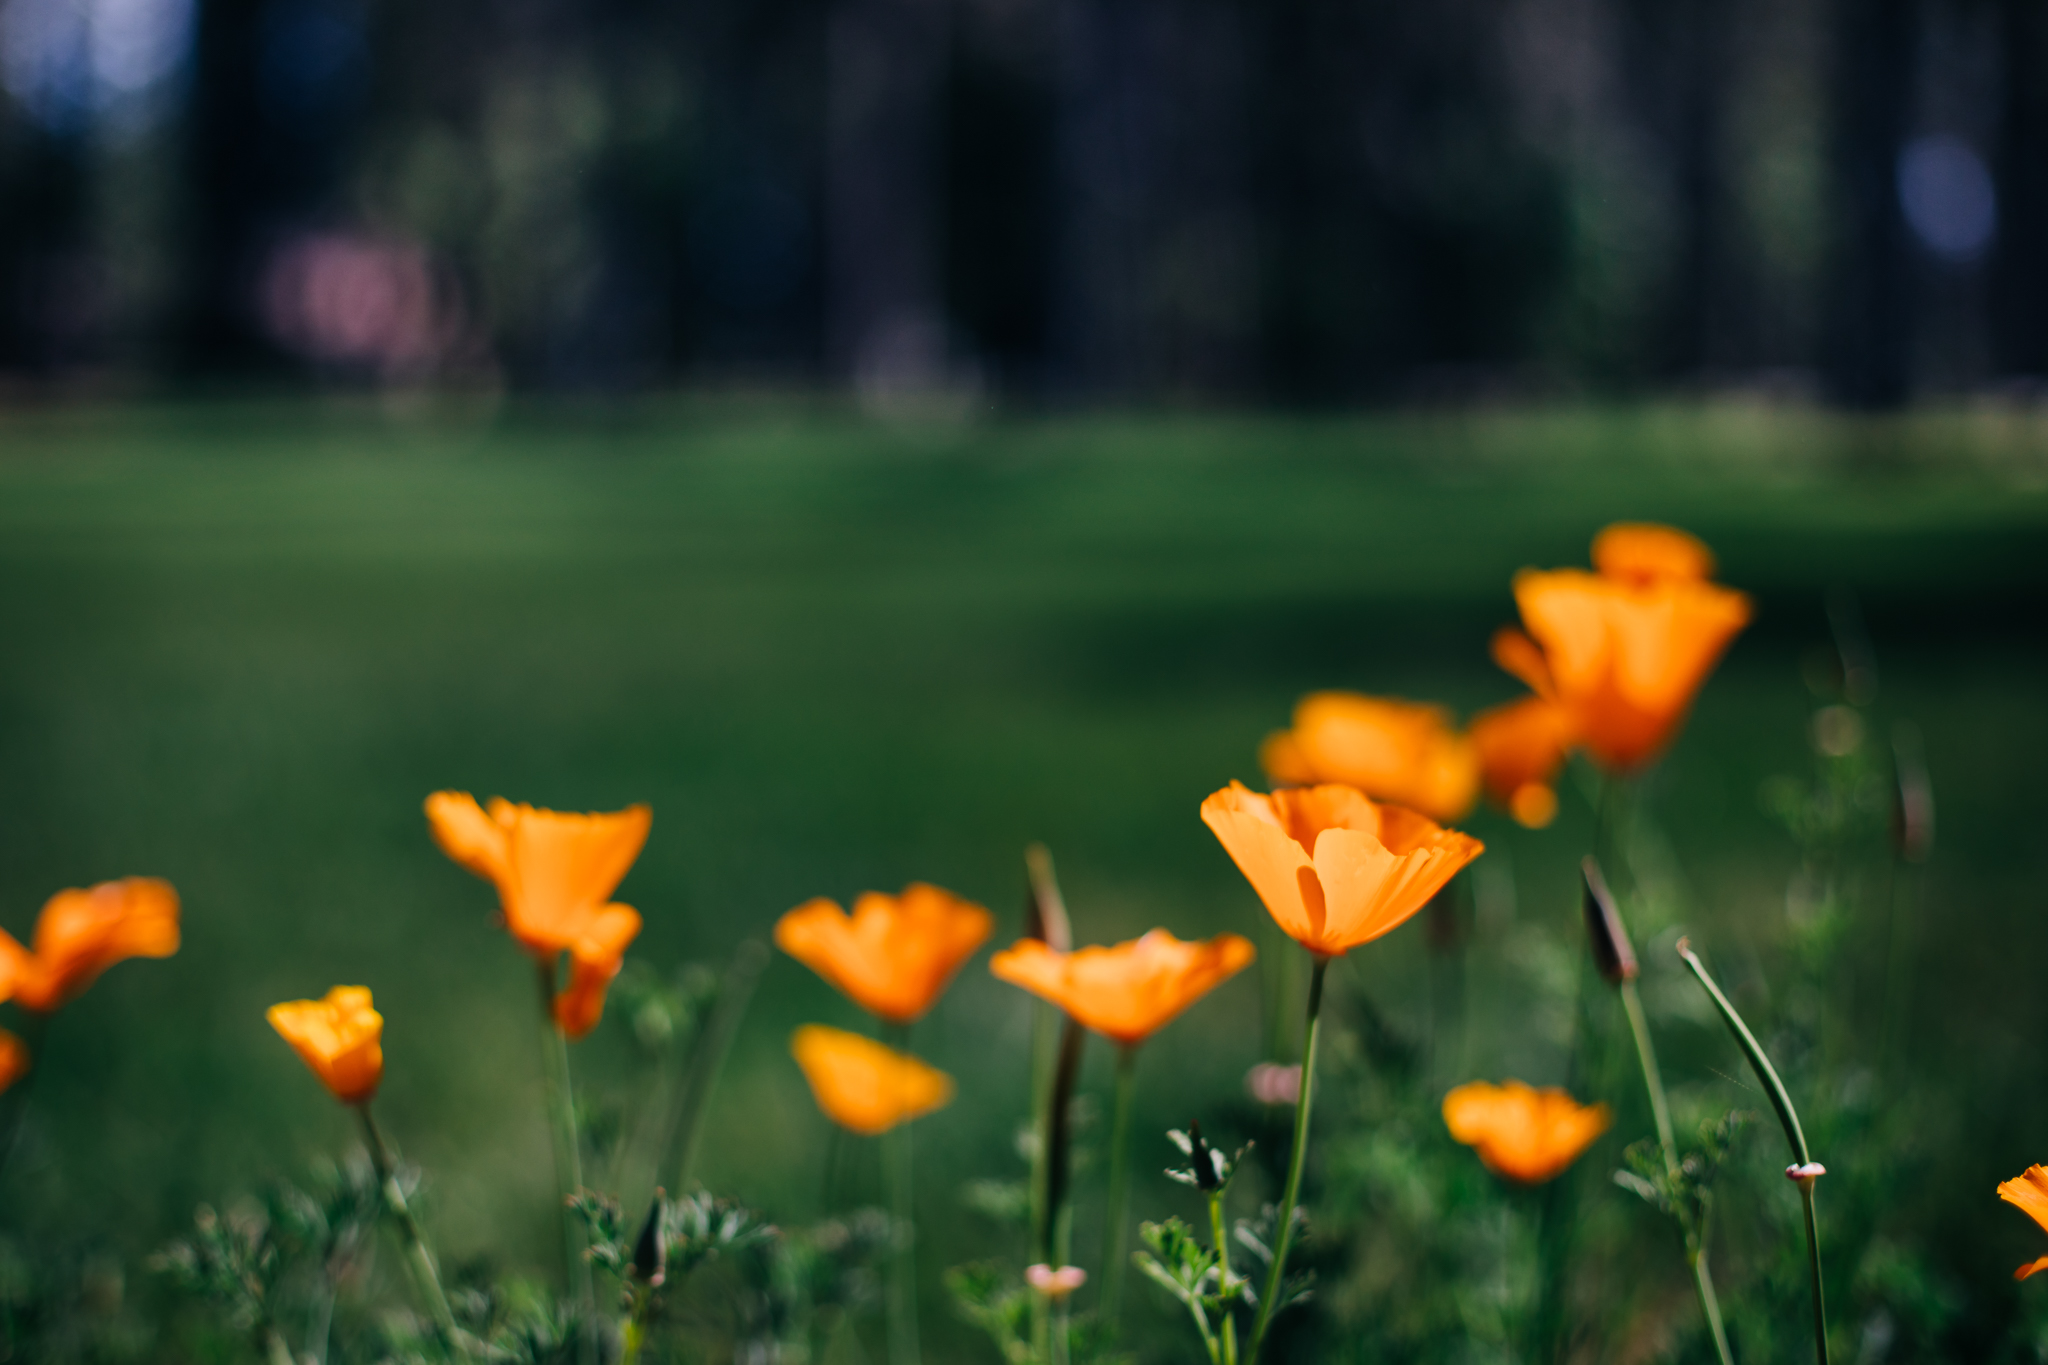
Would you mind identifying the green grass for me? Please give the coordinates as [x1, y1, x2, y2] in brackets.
[3, 397, 2048, 1360]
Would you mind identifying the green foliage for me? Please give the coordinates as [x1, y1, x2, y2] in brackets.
[1613, 1110, 1755, 1252]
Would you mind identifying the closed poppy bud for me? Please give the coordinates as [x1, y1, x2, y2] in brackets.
[0, 877, 180, 1013]
[989, 929, 1254, 1046]
[1443, 1079, 1610, 1183]
[1580, 857, 1637, 986]
[790, 1024, 954, 1135]
[268, 986, 384, 1104]
[0, 1029, 28, 1094]
[776, 884, 993, 1024]
[632, 1194, 666, 1285]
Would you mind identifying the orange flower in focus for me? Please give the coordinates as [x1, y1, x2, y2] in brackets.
[776, 884, 993, 1023]
[1443, 1079, 1610, 1183]
[0, 1030, 28, 1094]
[1468, 695, 1577, 828]
[1998, 1165, 2048, 1280]
[990, 929, 1255, 1046]
[1259, 693, 1480, 822]
[1201, 782, 1482, 958]
[425, 792, 648, 1038]
[790, 1024, 954, 1135]
[1495, 523, 1751, 771]
[268, 986, 384, 1104]
[0, 878, 180, 1013]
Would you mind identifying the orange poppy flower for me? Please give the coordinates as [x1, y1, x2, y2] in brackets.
[790, 1024, 954, 1135]
[1259, 692, 1480, 822]
[1467, 694, 1577, 828]
[1443, 1079, 1610, 1183]
[775, 883, 993, 1024]
[0, 1030, 28, 1094]
[1495, 523, 1751, 771]
[989, 929, 1256, 1046]
[1998, 1165, 2048, 1279]
[1200, 781, 1483, 958]
[0, 878, 180, 1013]
[268, 985, 385, 1104]
[425, 792, 648, 1038]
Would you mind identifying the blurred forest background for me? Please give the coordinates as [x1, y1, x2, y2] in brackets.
[0, 0, 2045, 405]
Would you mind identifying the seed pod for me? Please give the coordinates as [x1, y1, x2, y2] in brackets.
[1581, 856, 1638, 986]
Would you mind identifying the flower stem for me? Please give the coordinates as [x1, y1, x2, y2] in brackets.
[536, 959, 596, 1364]
[1100, 1044, 1139, 1320]
[1620, 977, 1732, 1365]
[1209, 1191, 1239, 1365]
[357, 1104, 466, 1353]
[1678, 940, 1829, 1365]
[1250, 953, 1325, 1361]
[667, 939, 767, 1194]
[885, 1022, 921, 1365]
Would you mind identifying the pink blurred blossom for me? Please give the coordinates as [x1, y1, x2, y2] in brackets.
[1247, 1062, 1302, 1106]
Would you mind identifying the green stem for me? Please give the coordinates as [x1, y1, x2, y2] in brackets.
[1100, 1045, 1139, 1320]
[1621, 976, 1731, 1365]
[536, 959, 596, 1364]
[357, 1105, 466, 1352]
[1678, 940, 1828, 1365]
[1044, 1016, 1086, 1267]
[1802, 1181, 1830, 1365]
[667, 940, 768, 1193]
[1210, 1192, 1238, 1365]
[885, 1022, 921, 1365]
[1250, 954, 1326, 1361]
[1618, 980, 1677, 1174]
[263, 1327, 296, 1365]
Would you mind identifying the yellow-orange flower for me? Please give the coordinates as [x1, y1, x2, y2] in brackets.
[0, 878, 180, 1013]
[1998, 1165, 2048, 1280]
[1259, 693, 1480, 822]
[0, 1030, 28, 1094]
[790, 1024, 954, 1135]
[268, 986, 384, 1104]
[1200, 782, 1482, 958]
[989, 929, 1256, 1046]
[1443, 1079, 1610, 1183]
[776, 883, 993, 1023]
[425, 792, 648, 1038]
[1495, 523, 1751, 771]
[1468, 694, 1577, 828]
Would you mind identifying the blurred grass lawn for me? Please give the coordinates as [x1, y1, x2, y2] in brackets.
[3, 398, 2047, 1343]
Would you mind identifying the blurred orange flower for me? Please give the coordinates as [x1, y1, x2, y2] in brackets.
[776, 884, 993, 1023]
[268, 985, 384, 1104]
[790, 1024, 954, 1135]
[1259, 692, 1480, 822]
[1495, 523, 1751, 771]
[1443, 1079, 1610, 1183]
[0, 878, 180, 1013]
[425, 792, 648, 1038]
[1998, 1165, 2048, 1280]
[1468, 694, 1577, 828]
[1200, 782, 1482, 958]
[989, 929, 1255, 1046]
[0, 1030, 28, 1094]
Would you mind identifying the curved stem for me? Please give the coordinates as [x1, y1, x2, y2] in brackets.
[1100, 1045, 1139, 1319]
[1688, 1248, 1735, 1365]
[667, 940, 767, 1194]
[885, 1022, 921, 1365]
[1250, 954, 1326, 1361]
[1619, 980, 1677, 1175]
[357, 1104, 466, 1352]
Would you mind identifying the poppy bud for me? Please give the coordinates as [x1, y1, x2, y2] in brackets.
[1581, 857, 1638, 986]
[1022, 844, 1072, 952]
[632, 1194, 666, 1285]
[1784, 1161, 1826, 1189]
